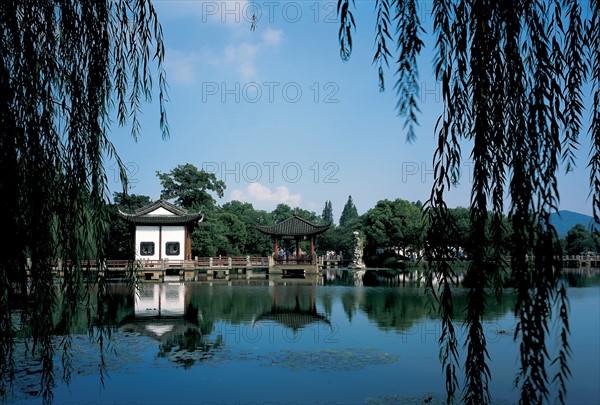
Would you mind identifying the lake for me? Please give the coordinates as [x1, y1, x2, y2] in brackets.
[4, 269, 600, 404]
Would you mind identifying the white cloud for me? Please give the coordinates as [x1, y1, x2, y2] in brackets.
[229, 183, 301, 208]
[228, 42, 260, 80]
[164, 41, 261, 85]
[262, 28, 283, 46]
[160, 12, 284, 84]
[199, 29, 282, 81]
[164, 48, 199, 85]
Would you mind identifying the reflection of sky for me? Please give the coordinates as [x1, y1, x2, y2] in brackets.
[47, 284, 599, 405]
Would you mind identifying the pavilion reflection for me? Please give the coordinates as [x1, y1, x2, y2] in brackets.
[116, 279, 329, 339]
[252, 282, 331, 333]
[109, 274, 522, 341]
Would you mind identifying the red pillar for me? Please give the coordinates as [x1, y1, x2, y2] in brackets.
[310, 235, 315, 264]
[296, 237, 300, 261]
[274, 236, 278, 256]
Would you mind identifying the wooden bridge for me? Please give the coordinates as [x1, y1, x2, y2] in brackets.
[120, 256, 270, 281]
[47, 253, 600, 282]
[50, 255, 346, 282]
[49, 256, 271, 282]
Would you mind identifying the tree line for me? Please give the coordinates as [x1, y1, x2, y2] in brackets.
[108, 164, 598, 262]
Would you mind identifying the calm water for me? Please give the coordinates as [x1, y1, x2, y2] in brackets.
[6, 270, 600, 404]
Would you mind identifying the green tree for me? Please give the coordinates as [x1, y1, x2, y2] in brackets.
[217, 211, 248, 256]
[191, 201, 274, 257]
[335, 221, 364, 259]
[324, 214, 363, 259]
[292, 207, 320, 223]
[270, 203, 295, 223]
[339, 195, 359, 227]
[363, 199, 424, 258]
[336, 1, 599, 403]
[221, 201, 272, 255]
[0, 1, 167, 401]
[106, 193, 152, 259]
[564, 224, 596, 255]
[448, 207, 471, 258]
[316, 201, 337, 255]
[156, 164, 225, 211]
[191, 206, 228, 257]
[322, 200, 334, 224]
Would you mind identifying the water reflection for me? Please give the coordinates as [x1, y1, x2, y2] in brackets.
[135, 283, 186, 318]
[324, 267, 467, 287]
[121, 281, 329, 333]
[2, 269, 599, 404]
[113, 278, 520, 343]
[254, 285, 331, 333]
[101, 267, 599, 340]
[563, 267, 600, 287]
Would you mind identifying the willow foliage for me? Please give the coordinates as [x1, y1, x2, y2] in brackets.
[338, 1, 597, 404]
[0, 1, 167, 403]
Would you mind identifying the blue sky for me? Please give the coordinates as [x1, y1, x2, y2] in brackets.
[107, 0, 594, 221]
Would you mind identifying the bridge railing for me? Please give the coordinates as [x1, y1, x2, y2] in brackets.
[273, 256, 314, 265]
[128, 257, 271, 269]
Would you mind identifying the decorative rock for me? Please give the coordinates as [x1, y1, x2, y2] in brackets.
[349, 231, 366, 269]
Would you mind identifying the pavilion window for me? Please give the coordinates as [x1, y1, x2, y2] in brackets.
[166, 242, 180, 256]
[140, 242, 155, 256]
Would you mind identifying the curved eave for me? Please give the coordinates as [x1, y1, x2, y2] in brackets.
[256, 215, 332, 237]
[256, 226, 331, 237]
[118, 211, 204, 225]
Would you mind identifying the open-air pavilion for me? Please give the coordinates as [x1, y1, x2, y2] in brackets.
[256, 215, 331, 274]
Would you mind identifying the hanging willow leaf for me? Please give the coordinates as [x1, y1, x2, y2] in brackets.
[561, 1, 585, 173]
[337, 0, 355, 62]
[373, 0, 393, 91]
[0, 1, 168, 402]
[336, 1, 599, 404]
[393, 0, 424, 143]
[589, 1, 600, 229]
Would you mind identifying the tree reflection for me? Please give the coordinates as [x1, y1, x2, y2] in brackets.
[1, 273, 598, 402]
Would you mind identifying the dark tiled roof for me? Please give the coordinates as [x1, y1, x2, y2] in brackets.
[256, 215, 331, 236]
[118, 199, 203, 225]
[118, 213, 204, 224]
[133, 199, 189, 216]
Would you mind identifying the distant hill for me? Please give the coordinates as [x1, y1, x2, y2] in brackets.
[550, 210, 596, 238]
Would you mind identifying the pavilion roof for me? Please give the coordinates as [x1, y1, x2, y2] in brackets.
[118, 199, 204, 225]
[256, 215, 331, 237]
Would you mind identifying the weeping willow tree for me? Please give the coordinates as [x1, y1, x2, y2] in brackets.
[337, 0, 598, 404]
[0, 1, 167, 402]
